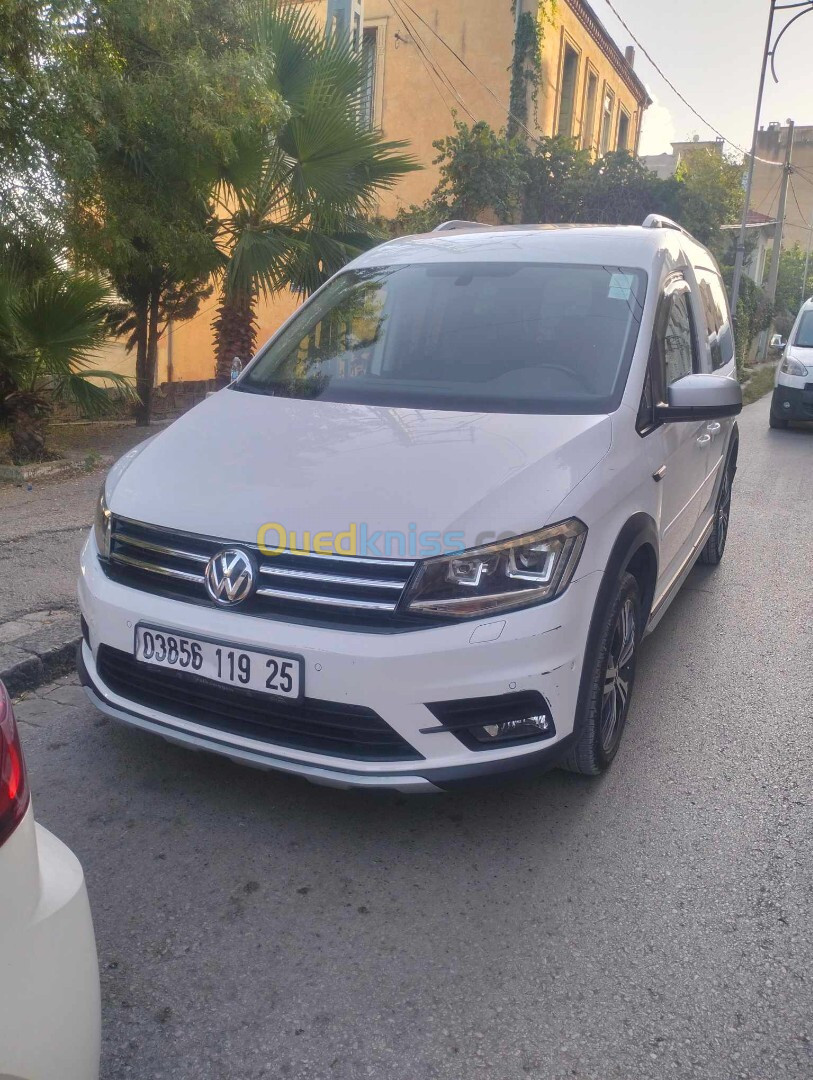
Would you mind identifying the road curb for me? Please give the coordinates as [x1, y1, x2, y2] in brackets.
[0, 621, 81, 697]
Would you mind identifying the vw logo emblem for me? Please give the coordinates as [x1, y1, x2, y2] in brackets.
[204, 548, 255, 607]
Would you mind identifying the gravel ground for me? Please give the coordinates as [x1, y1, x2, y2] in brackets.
[11, 394, 813, 1080]
[0, 423, 156, 621]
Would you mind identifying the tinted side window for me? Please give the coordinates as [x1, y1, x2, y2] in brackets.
[662, 291, 697, 387]
[697, 268, 734, 369]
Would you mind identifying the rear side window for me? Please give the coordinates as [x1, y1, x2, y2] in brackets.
[696, 268, 734, 370]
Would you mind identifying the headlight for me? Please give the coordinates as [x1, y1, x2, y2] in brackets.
[94, 484, 111, 559]
[403, 519, 587, 618]
[780, 355, 809, 377]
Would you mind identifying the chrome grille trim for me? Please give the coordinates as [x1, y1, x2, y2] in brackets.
[109, 550, 206, 585]
[113, 530, 210, 564]
[106, 516, 419, 625]
[258, 565, 405, 591]
[255, 587, 398, 612]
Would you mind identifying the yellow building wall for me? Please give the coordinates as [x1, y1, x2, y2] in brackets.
[99, 0, 647, 385]
[537, 2, 644, 158]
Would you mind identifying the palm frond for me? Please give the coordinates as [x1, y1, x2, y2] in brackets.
[52, 369, 139, 418]
[12, 272, 113, 375]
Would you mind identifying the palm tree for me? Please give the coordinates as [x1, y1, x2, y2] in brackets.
[212, 1, 419, 380]
[0, 255, 136, 463]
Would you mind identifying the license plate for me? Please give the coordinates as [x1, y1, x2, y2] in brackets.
[133, 625, 303, 700]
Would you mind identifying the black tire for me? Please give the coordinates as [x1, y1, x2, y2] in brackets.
[562, 572, 640, 776]
[769, 412, 788, 429]
[698, 451, 735, 566]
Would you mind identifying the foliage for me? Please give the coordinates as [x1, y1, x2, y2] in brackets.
[211, 0, 418, 380]
[575, 151, 679, 225]
[773, 243, 813, 317]
[0, 0, 81, 227]
[720, 267, 772, 375]
[673, 149, 745, 257]
[428, 119, 527, 222]
[0, 235, 134, 462]
[740, 360, 778, 406]
[508, 1, 555, 138]
[391, 122, 744, 262]
[60, 0, 283, 422]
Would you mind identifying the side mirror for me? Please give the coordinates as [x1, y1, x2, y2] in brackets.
[654, 373, 742, 423]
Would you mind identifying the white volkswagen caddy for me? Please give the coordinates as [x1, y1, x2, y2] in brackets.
[78, 217, 741, 791]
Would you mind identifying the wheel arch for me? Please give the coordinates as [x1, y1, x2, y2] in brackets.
[572, 513, 659, 741]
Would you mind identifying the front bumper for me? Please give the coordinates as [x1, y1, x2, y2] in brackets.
[0, 807, 101, 1080]
[771, 383, 813, 421]
[79, 535, 600, 790]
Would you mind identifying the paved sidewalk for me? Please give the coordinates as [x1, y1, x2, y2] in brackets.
[0, 422, 156, 694]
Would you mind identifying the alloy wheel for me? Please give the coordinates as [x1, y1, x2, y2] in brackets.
[601, 598, 636, 752]
[716, 467, 732, 555]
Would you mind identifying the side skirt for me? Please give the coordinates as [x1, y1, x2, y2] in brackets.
[644, 515, 714, 637]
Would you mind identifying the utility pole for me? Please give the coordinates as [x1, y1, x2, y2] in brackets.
[762, 120, 795, 359]
[730, 2, 776, 316]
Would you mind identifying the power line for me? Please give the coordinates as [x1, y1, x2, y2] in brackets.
[598, 0, 782, 166]
[788, 175, 813, 233]
[752, 172, 783, 217]
[387, 0, 464, 118]
[397, 0, 540, 144]
[386, 0, 477, 122]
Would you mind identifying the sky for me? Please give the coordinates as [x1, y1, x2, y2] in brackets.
[591, 0, 813, 156]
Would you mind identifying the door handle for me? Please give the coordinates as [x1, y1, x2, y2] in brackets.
[706, 422, 721, 436]
[696, 433, 712, 447]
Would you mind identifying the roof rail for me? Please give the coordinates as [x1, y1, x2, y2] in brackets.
[432, 220, 494, 233]
[642, 213, 693, 238]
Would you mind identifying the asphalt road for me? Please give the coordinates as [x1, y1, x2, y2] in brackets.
[13, 395, 813, 1080]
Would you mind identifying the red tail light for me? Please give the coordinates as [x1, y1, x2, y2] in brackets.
[0, 682, 30, 847]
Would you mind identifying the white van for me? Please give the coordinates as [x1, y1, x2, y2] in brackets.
[78, 217, 741, 791]
[770, 296, 813, 427]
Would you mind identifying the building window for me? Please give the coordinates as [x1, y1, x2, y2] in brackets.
[360, 28, 377, 130]
[556, 42, 580, 138]
[582, 68, 598, 152]
[599, 87, 615, 155]
[617, 107, 631, 152]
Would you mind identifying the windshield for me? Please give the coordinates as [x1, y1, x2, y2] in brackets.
[793, 310, 813, 348]
[238, 262, 647, 415]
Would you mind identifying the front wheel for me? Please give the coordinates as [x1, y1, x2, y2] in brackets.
[562, 572, 640, 776]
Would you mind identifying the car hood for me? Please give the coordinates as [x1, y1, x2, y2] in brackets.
[108, 390, 612, 554]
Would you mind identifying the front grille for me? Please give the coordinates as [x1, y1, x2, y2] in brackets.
[96, 645, 422, 762]
[105, 517, 426, 630]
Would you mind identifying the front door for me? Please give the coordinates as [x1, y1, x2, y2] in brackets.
[643, 279, 709, 581]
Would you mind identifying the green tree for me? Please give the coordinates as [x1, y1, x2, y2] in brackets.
[773, 243, 813, 317]
[61, 0, 282, 423]
[0, 0, 69, 226]
[0, 233, 133, 462]
[428, 118, 526, 223]
[577, 151, 679, 225]
[673, 148, 744, 256]
[211, 1, 418, 380]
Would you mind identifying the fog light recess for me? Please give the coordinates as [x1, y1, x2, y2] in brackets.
[424, 691, 556, 752]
